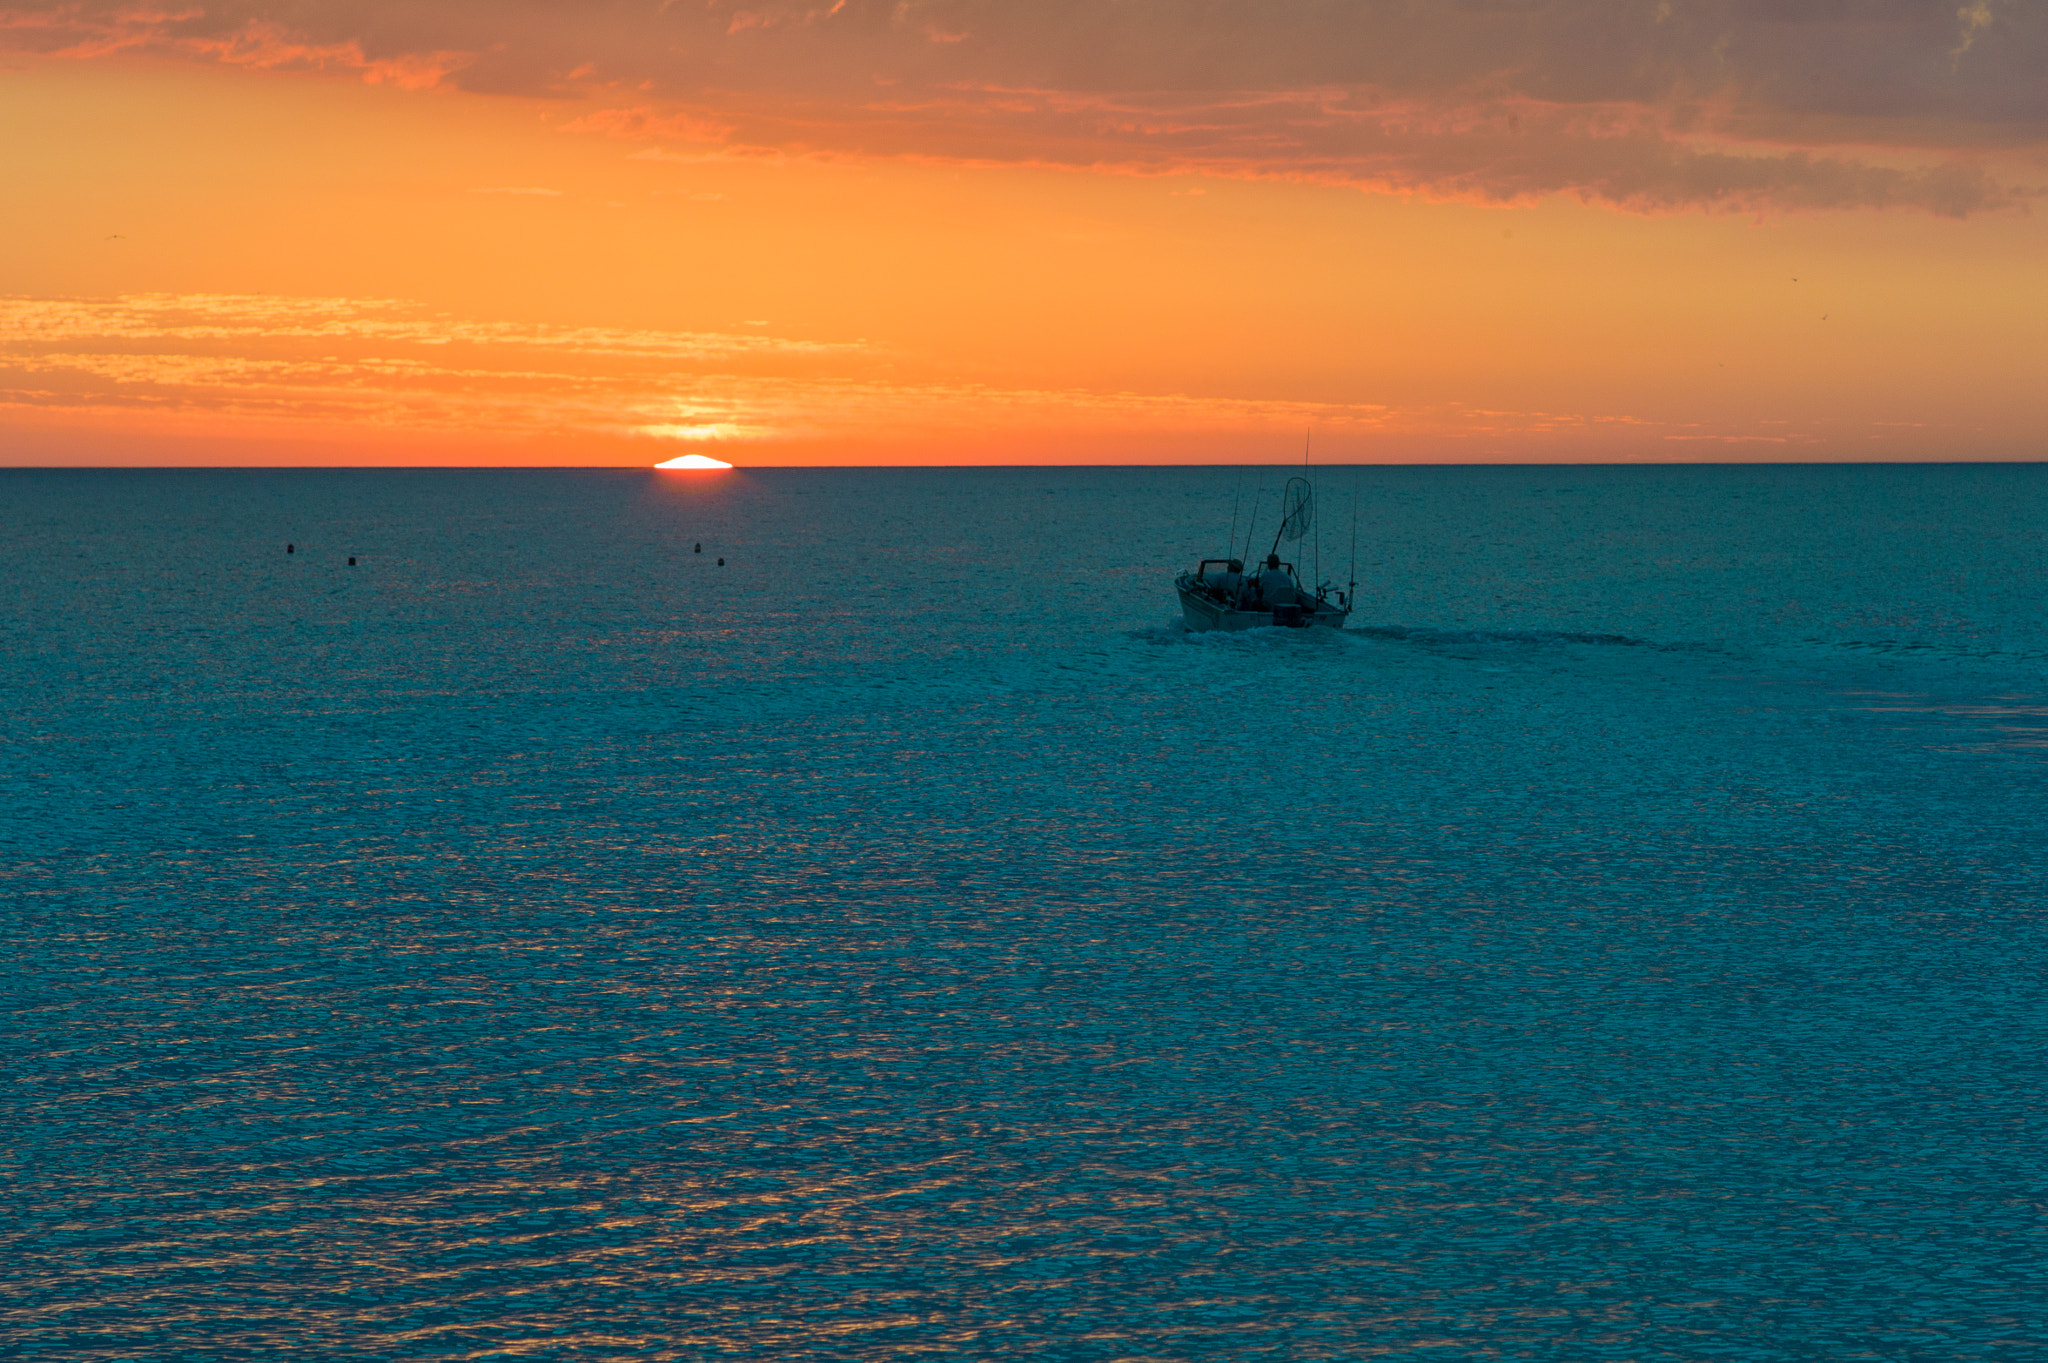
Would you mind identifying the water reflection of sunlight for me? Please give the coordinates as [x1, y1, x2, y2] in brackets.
[1849, 693, 2048, 751]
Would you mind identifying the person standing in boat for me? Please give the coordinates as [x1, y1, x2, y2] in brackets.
[1257, 553, 1295, 606]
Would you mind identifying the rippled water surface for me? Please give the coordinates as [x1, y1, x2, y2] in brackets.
[5, 465, 2046, 1359]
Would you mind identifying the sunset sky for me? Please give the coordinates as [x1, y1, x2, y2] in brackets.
[3, 1, 2043, 465]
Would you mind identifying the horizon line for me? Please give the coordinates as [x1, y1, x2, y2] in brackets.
[4, 459, 2045, 471]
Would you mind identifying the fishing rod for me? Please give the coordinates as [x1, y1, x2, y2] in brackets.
[1240, 467, 1264, 565]
[1308, 430, 1321, 598]
[1347, 466, 1359, 610]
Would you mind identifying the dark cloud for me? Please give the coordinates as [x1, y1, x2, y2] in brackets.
[6, 0, 2041, 212]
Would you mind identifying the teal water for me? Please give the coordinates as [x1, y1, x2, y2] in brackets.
[4, 465, 2045, 1359]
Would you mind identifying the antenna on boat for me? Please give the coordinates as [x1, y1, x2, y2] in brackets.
[1227, 467, 1243, 563]
[1240, 467, 1265, 564]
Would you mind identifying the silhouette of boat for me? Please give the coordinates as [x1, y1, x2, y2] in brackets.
[1174, 473, 1353, 632]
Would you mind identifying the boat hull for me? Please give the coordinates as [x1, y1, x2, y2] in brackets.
[1177, 583, 1349, 633]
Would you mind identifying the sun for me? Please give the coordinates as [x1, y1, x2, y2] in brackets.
[653, 454, 734, 470]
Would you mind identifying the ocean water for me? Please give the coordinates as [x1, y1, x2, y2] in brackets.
[3, 464, 2045, 1360]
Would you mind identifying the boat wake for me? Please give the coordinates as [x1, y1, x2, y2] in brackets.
[1133, 618, 1355, 648]
[1135, 620, 1688, 653]
[1358, 624, 1656, 650]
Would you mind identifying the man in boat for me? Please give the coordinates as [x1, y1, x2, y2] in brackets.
[1201, 558, 1246, 605]
[1256, 553, 1296, 606]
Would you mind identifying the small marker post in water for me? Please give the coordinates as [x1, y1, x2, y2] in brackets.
[286, 543, 294, 554]
[694, 542, 702, 553]
[717, 557, 725, 566]
[348, 557, 356, 566]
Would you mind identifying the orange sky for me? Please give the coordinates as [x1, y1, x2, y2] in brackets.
[2, 2, 2044, 465]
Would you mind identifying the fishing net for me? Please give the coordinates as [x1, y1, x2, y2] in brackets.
[1278, 476, 1313, 542]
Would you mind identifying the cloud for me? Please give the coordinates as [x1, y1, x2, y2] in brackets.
[13, 293, 1962, 460]
[0, 294, 869, 441]
[5, 1, 2043, 212]
[1951, 0, 2004, 64]
[649, 430, 750, 446]
[1, 291, 1701, 451]
[0, 5, 468, 87]
[0, 294, 852, 358]
[602, 84, 2015, 216]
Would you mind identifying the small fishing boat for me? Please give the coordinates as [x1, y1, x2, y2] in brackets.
[1175, 473, 1354, 632]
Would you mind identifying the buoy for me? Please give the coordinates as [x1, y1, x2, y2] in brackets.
[717, 557, 725, 566]
[286, 543, 294, 554]
[694, 542, 701, 553]
[348, 557, 357, 566]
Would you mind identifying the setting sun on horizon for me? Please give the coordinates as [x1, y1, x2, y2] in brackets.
[3, 3, 2043, 466]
